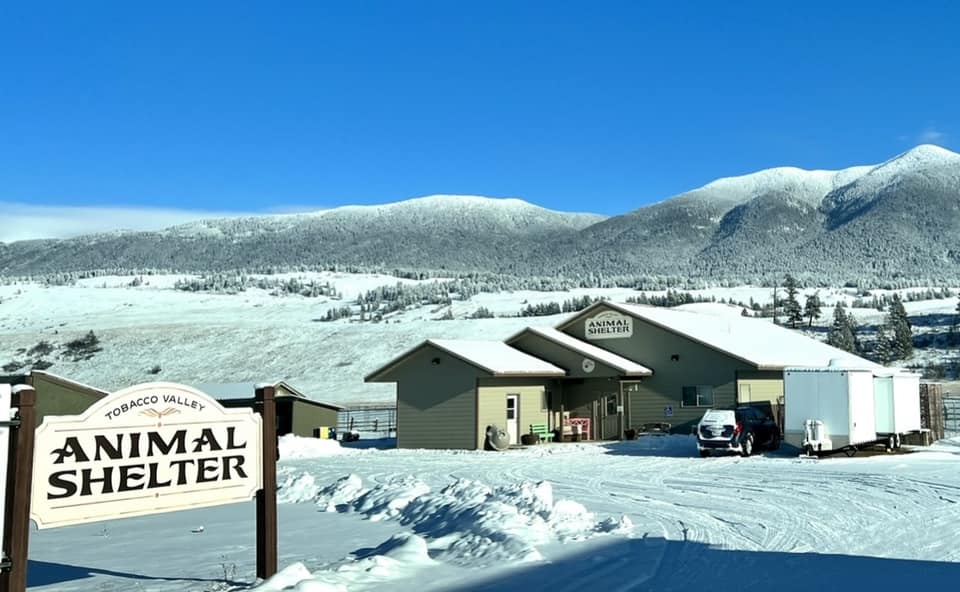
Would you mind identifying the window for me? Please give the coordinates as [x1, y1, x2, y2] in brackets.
[681, 385, 714, 407]
[606, 395, 618, 415]
[506, 395, 517, 420]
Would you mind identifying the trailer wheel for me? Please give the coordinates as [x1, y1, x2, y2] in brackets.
[803, 444, 815, 457]
[894, 434, 902, 449]
[844, 446, 858, 457]
[887, 435, 896, 451]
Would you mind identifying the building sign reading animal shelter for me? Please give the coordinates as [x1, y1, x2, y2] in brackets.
[30, 382, 263, 529]
[585, 311, 633, 340]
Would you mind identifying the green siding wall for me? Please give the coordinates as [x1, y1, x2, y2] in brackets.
[290, 401, 339, 437]
[564, 304, 752, 433]
[477, 381, 548, 447]
[390, 346, 479, 450]
[30, 374, 103, 427]
[736, 371, 784, 405]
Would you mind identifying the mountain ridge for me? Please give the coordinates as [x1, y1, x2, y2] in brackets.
[3, 145, 959, 283]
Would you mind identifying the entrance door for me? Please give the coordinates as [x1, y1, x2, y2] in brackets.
[506, 394, 519, 444]
[601, 393, 621, 439]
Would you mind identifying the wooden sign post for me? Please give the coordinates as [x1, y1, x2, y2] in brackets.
[1, 386, 36, 592]
[0, 381, 279, 592]
[255, 385, 278, 579]
[0, 385, 11, 572]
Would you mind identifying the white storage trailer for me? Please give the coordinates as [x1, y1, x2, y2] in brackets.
[784, 364, 922, 454]
[784, 366, 877, 453]
[872, 371, 922, 446]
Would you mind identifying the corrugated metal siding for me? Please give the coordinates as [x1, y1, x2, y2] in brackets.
[392, 346, 479, 450]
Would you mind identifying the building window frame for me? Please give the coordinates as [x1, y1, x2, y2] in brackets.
[681, 385, 714, 407]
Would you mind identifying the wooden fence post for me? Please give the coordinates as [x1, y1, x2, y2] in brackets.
[1, 386, 36, 592]
[254, 385, 277, 580]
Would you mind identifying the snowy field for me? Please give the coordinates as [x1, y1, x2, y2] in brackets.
[26, 434, 960, 591]
[2, 273, 958, 406]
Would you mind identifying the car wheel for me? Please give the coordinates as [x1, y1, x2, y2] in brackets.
[699, 449, 710, 458]
[740, 434, 754, 457]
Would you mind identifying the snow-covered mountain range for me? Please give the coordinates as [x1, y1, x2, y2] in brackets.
[2, 145, 959, 283]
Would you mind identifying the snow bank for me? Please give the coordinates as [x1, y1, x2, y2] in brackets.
[251, 534, 435, 591]
[249, 562, 345, 591]
[279, 434, 348, 459]
[279, 472, 632, 566]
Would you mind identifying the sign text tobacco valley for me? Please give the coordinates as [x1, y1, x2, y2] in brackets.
[31, 383, 263, 529]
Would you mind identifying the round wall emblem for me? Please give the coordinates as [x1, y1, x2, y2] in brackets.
[582, 358, 596, 373]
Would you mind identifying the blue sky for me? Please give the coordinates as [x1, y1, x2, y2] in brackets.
[1, 0, 957, 237]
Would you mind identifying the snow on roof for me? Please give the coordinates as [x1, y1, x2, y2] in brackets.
[193, 382, 269, 400]
[192, 382, 346, 410]
[428, 339, 566, 377]
[509, 327, 652, 376]
[594, 302, 883, 371]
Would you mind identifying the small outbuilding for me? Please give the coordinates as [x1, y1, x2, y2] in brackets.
[2, 370, 109, 426]
[365, 339, 566, 449]
[0, 371, 344, 438]
[194, 382, 345, 438]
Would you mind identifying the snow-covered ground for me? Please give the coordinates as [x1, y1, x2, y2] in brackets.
[27, 434, 960, 591]
[2, 274, 958, 405]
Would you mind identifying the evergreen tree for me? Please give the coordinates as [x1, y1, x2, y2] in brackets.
[803, 292, 823, 327]
[783, 274, 803, 328]
[827, 303, 857, 353]
[847, 310, 862, 354]
[874, 324, 895, 365]
[885, 294, 913, 360]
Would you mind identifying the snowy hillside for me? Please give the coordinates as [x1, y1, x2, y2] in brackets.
[3, 146, 960, 283]
[2, 274, 958, 405]
[168, 195, 604, 237]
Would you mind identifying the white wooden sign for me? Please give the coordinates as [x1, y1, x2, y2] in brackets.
[0, 384, 10, 545]
[585, 311, 634, 340]
[30, 382, 263, 529]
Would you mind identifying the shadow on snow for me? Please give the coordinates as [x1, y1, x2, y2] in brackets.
[444, 536, 960, 592]
[598, 436, 803, 460]
[26, 559, 249, 588]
